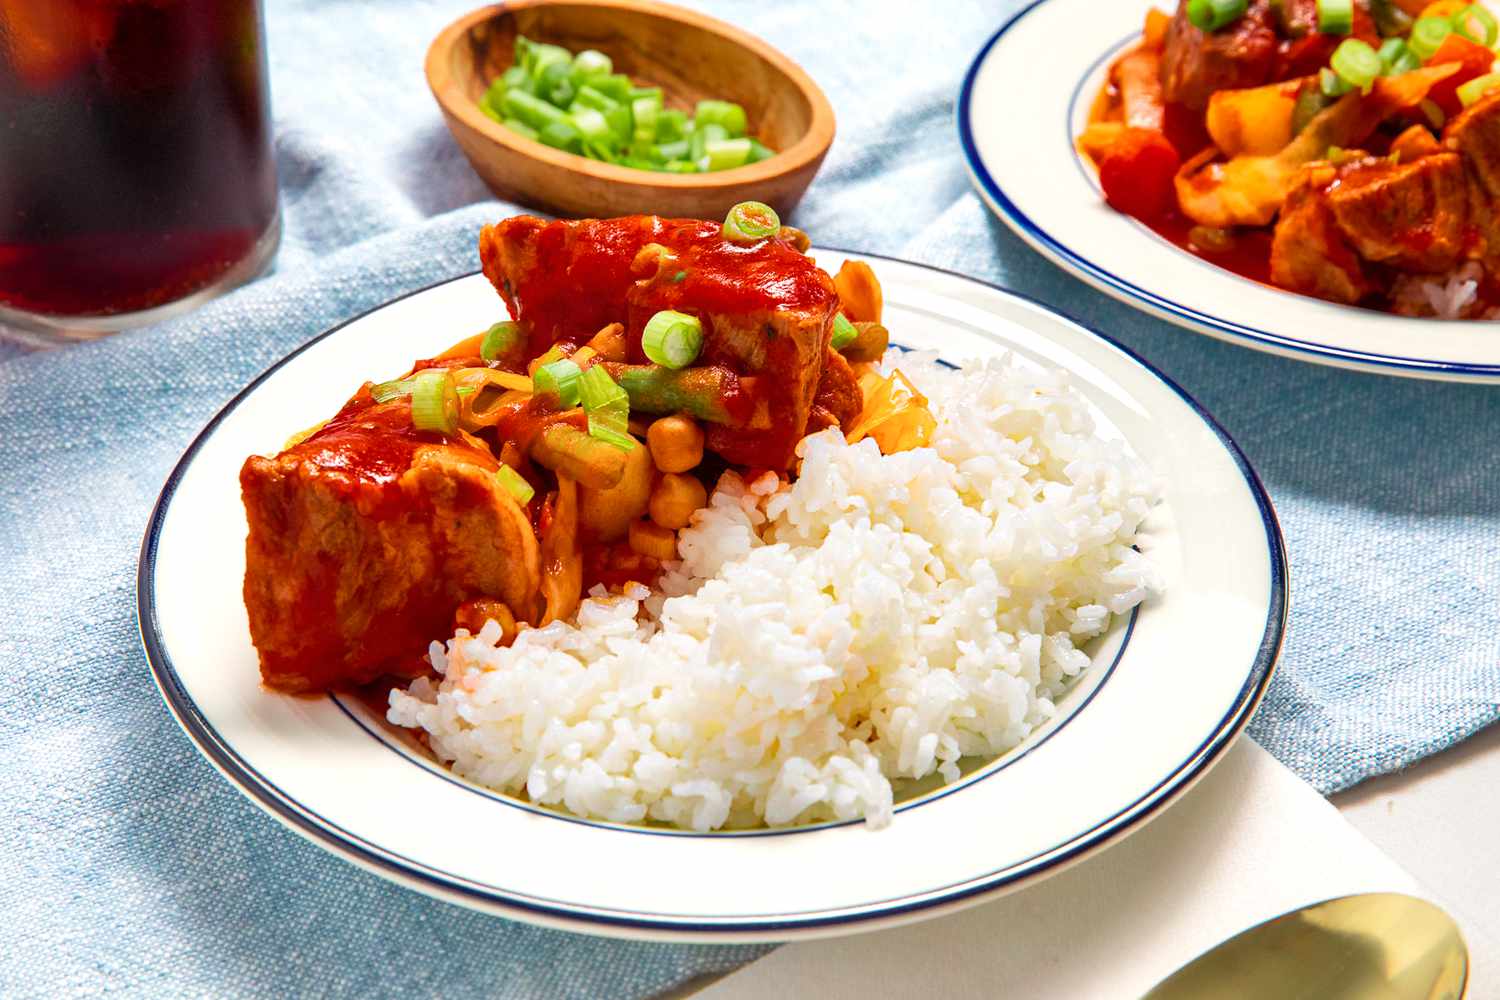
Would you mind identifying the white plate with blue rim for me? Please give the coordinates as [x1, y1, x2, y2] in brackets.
[960, 0, 1500, 383]
[138, 250, 1286, 942]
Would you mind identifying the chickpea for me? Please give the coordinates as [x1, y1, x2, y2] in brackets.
[646, 415, 704, 473]
[649, 473, 707, 530]
[629, 520, 677, 561]
[453, 599, 518, 644]
[577, 437, 655, 541]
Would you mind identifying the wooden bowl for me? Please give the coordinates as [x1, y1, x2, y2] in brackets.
[426, 0, 835, 219]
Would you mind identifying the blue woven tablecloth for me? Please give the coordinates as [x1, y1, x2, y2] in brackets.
[3, 0, 1497, 995]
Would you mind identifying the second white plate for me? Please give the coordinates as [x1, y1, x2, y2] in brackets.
[961, 0, 1500, 382]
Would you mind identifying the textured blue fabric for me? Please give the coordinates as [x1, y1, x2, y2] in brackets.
[1, 0, 1497, 996]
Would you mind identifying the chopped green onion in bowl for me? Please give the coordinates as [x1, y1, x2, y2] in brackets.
[642, 310, 704, 369]
[484, 34, 775, 174]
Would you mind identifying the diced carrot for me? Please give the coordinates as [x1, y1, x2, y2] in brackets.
[1078, 122, 1126, 162]
[1390, 123, 1442, 162]
[1115, 49, 1167, 131]
[1098, 128, 1181, 221]
[1143, 8, 1171, 51]
[1421, 0, 1468, 17]
[1425, 34, 1497, 116]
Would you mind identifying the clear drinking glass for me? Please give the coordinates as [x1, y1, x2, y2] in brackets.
[0, 0, 280, 345]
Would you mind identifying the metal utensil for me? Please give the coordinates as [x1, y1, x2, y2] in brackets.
[1143, 892, 1468, 999]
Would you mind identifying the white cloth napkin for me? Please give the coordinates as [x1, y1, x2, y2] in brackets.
[700, 739, 1488, 999]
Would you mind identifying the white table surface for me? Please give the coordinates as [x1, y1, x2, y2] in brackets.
[1332, 721, 1500, 960]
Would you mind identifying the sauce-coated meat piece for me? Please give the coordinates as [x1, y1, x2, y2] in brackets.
[1270, 163, 1372, 305]
[240, 391, 540, 692]
[480, 215, 842, 470]
[1326, 153, 1468, 274]
[1161, 0, 1279, 111]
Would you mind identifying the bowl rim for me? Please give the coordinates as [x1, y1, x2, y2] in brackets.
[425, 0, 837, 192]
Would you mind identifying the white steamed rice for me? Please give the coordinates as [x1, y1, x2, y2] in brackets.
[388, 351, 1162, 830]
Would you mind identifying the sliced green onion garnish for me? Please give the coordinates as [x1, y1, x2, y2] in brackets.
[533, 358, 582, 407]
[579, 365, 632, 447]
[587, 423, 636, 452]
[1317, 0, 1353, 35]
[572, 49, 612, 78]
[1378, 38, 1420, 76]
[704, 137, 752, 171]
[721, 201, 781, 242]
[1411, 16, 1454, 60]
[831, 313, 858, 350]
[496, 464, 535, 505]
[579, 360, 628, 409]
[1187, 0, 1249, 31]
[1331, 38, 1382, 93]
[694, 99, 748, 137]
[409, 370, 459, 435]
[1454, 4, 1499, 47]
[641, 310, 704, 369]
[371, 378, 411, 404]
[1320, 66, 1353, 97]
[1458, 71, 1500, 106]
[481, 321, 522, 362]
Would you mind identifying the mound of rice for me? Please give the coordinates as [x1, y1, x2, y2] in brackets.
[388, 352, 1161, 830]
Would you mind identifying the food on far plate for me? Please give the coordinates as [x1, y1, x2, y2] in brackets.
[1080, 0, 1500, 318]
[478, 34, 774, 174]
[239, 206, 1162, 830]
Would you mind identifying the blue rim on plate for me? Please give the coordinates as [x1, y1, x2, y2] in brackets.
[958, 0, 1500, 380]
[137, 257, 1288, 935]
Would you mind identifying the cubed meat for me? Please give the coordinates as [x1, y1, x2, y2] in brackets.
[1326, 152, 1468, 273]
[240, 392, 540, 692]
[1161, 0, 1279, 110]
[1444, 90, 1500, 199]
[1270, 163, 1372, 304]
[480, 215, 843, 469]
